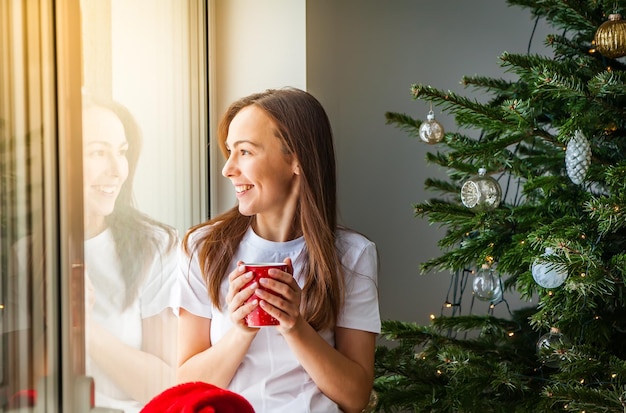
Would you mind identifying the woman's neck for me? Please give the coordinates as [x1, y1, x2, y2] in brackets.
[252, 216, 301, 242]
[84, 216, 107, 240]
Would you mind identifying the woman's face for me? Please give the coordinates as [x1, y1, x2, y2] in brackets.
[222, 105, 300, 229]
[82, 106, 129, 232]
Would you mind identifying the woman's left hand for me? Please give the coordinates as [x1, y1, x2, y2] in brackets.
[255, 258, 302, 333]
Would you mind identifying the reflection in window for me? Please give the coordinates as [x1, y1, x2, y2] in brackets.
[81, 96, 180, 411]
[80, 1, 208, 411]
[0, 0, 207, 410]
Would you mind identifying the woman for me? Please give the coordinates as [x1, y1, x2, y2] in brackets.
[176, 87, 380, 413]
[82, 96, 179, 412]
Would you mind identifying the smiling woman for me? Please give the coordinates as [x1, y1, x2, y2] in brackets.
[221, 105, 301, 237]
[81, 97, 180, 413]
[175, 88, 380, 413]
[82, 105, 130, 239]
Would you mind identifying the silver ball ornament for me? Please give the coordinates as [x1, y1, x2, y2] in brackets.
[460, 168, 502, 212]
[419, 110, 445, 144]
[531, 247, 568, 289]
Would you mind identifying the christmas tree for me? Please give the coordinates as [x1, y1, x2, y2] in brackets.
[374, 0, 626, 412]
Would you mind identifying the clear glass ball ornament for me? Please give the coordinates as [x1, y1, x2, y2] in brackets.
[460, 168, 502, 212]
[531, 247, 568, 289]
[419, 110, 445, 144]
[536, 327, 571, 368]
[472, 264, 502, 302]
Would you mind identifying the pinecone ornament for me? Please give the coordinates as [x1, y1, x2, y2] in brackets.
[565, 130, 591, 185]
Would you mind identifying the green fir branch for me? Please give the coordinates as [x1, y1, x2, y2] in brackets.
[461, 75, 517, 95]
[546, 33, 597, 60]
[589, 71, 626, 103]
[411, 84, 519, 132]
[506, 0, 603, 35]
[542, 384, 625, 413]
[384, 111, 422, 139]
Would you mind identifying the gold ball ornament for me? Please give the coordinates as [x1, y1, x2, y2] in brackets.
[460, 168, 502, 212]
[594, 13, 626, 58]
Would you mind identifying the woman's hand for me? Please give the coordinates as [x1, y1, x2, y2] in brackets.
[226, 261, 261, 332]
[254, 258, 303, 333]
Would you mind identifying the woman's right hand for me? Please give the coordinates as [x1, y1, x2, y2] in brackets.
[226, 261, 260, 331]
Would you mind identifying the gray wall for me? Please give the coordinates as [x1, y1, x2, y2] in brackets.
[307, 1, 552, 326]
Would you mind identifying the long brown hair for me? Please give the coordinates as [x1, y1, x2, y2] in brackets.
[183, 87, 343, 331]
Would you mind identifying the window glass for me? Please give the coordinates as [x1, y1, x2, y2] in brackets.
[80, 0, 207, 411]
[0, 0, 207, 411]
[0, 1, 66, 410]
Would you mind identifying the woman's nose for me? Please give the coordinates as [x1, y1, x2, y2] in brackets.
[106, 154, 125, 176]
[222, 155, 237, 178]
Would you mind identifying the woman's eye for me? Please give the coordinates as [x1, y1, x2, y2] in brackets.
[240, 149, 251, 155]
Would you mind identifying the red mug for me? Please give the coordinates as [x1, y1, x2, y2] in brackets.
[243, 262, 289, 327]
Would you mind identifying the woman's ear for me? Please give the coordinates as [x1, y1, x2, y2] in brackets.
[293, 163, 301, 176]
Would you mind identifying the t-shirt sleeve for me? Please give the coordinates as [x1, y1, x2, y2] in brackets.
[337, 238, 381, 333]
[139, 235, 181, 319]
[172, 240, 213, 319]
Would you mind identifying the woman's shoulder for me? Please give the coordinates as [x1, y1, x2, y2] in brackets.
[337, 227, 375, 246]
[186, 220, 220, 237]
[336, 227, 376, 257]
[149, 222, 179, 250]
[336, 228, 378, 281]
[183, 220, 224, 251]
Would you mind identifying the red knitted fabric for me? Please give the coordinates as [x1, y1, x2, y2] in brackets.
[141, 382, 255, 413]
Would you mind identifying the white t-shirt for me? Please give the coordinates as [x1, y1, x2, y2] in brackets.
[85, 228, 179, 413]
[176, 226, 380, 413]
